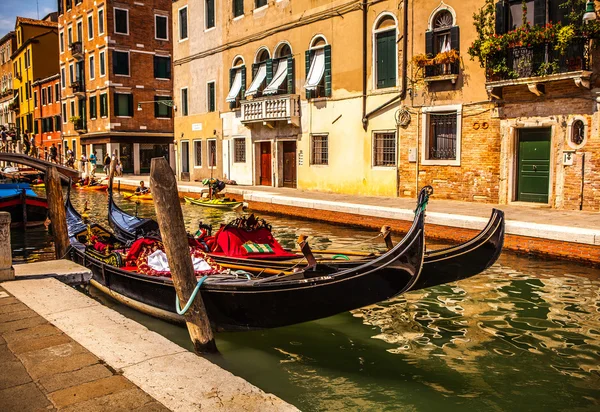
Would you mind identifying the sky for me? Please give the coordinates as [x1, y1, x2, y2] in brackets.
[0, 0, 56, 37]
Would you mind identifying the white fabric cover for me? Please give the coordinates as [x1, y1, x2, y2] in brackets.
[245, 64, 267, 97]
[147, 250, 212, 272]
[304, 49, 325, 91]
[263, 59, 288, 95]
[226, 70, 243, 102]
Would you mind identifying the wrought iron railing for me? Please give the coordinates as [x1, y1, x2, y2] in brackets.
[486, 38, 589, 82]
[70, 41, 83, 57]
[71, 80, 85, 94]
[425, 61, 460, 78]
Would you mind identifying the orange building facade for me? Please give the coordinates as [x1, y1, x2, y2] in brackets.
[33, 74, 62, 156]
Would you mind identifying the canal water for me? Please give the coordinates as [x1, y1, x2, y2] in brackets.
[12, 187, 600, 411]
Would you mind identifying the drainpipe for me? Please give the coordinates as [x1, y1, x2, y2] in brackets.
[362, 0, 368, 130]
[580, 153, 585, 210]
[362, 0, 409, 127]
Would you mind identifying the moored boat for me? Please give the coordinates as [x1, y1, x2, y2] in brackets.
[75, 183, 108, 191]
[0, 183, 48, 226]
[184, 196, 243, 209]
[120, 191, 153, 201]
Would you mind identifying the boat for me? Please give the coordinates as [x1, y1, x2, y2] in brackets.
[109, 189, 505, 289]
[184, 196, 243, 209]
[0, 167, 41, 183]
[120, 191, 153, 201]
[75, 183, 108, 191]
[0, 183, 48, 226]
[66, 190, 428, 331]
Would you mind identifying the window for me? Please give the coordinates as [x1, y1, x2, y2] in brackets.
[25, 83, 29, 100]
[99, 51, 106, 77]
[208, 139, 217, 167]
[34, 90, 38, 107]
[114, 8, 129, 35]
[264, 43, 293, 95]
[76, 20, 83, 42]
[100, 93, 108, 117]
[246, 48, 269, 97]
[89, 54, 95, 80]
[114, 93, 133, 117]
[70, 100, 75, 118]
[68, 26, 73, 45]
[422, 105, 462, 165]
[207, 81, 215, 112]
[181, 87, 188, 116]
[34, 119, 38, 134]
[374, 15, 397, 89]
[305, 37, 331, 99]
[227, 57, 245, 108]
[255, 0, 267, 9]
[179, 6, 188, 40]
[60, 31, 64, 53]
[55, 115, 61, 131]
[55, 83, 59, 99]
[233, 0, 244, 17]
[69, 63, 74, 83]
[155, 15, 168, 40]
[206, 0, 215, 29]
[373, 132, 396, 167]
[62, 102, 67, 123]
[89, 95, 97, 119]
[66, 0, 72, 10]
[568, 118, 586, 148]
[154, 96, 172, 118]
[194, 140, 202, 167]
[154, 56, 171, 79]
[47, 86, 52, 104]
[98, 8, 105, 35]
[113, 51, 129, 76]
[25, 49, 30, 68]
[311, 134, 328, 165]
[87, 14, 94, 40]
[425, 8, 459, 77]
[233, 138, 246, 162]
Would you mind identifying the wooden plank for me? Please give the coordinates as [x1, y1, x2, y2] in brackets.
[149, 157, 217, 353]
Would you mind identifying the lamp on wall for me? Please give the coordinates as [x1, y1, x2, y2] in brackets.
[583, 0, 597, 23]
[137, 100, 177, 111]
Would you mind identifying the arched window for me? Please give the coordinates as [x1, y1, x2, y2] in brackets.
[264, 42, 294, 96]
[425, 6, 459, 78]
[305, 35, 331, 99]
[570, 119, 586, 147]
[246, 48, 270, 97]
[226, 56, 246, 108]
[432, 10, 453, 55]
[373, 13, 398, 89]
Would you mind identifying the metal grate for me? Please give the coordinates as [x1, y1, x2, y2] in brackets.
[234, 138, 246, 163]
[194, 141, 202, 166]
[429, 112, 457, 160]
[373, 132, 396, 166]
[208, 140, 217, 167]
[311, 135, 328, 165]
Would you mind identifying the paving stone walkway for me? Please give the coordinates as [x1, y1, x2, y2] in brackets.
[0, 286, 169, 412]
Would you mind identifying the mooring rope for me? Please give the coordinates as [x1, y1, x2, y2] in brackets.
[175, 275, 209, 315]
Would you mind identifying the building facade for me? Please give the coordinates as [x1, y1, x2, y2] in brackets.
[33, 74, 62, 154]
[11, 16, 59, 140]
[174, 0, 599, 211]
[58, 0, 174, 174]
[0, 32, 17, 129]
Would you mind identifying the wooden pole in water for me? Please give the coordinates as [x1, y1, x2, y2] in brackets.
[150, 157, 217, 353]
[45, 166, 69, 259]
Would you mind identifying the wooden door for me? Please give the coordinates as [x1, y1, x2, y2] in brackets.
[260, 142, 272, 186]
[517, 128, 551, 203]
[181, 141, 190, 180]
[282, 141, 296, 188]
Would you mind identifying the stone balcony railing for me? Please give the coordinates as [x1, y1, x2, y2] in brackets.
[241, 94, 300, 126]
[70, 41, 83, 59]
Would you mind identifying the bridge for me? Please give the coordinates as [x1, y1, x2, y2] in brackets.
[0, 153, 81, 180]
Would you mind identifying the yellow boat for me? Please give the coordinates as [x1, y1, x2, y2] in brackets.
[184, 196, 242, 209]
[121, 191, 153, 201]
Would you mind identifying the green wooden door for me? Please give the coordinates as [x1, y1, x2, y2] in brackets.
[376, 30, 396, 89]
[517, 128, 551, 203]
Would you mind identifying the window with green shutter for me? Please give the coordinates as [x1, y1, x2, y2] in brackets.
[114, 93, 133, 117]
[376, 29, 396, 89]
[113, 51, 129, 76]
[100, 93, 108, 117]
[233, 0, 244, 17]
[154, 56, 171, 79]
[89, 95, 97, 119]
[155, 96, 172, 118]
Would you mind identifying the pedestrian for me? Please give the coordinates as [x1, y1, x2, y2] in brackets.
[79, 153, 87, 172]
[49, 143, 58, 163]
[30, 135, 37, 158]
[103, 152, 111, 174]
[0, 127, 6, 152]
[43, 146, 48, 161]
[89, 150, 97, 175]
[115, 159, 123, 176]
[23, 132, 31, 155]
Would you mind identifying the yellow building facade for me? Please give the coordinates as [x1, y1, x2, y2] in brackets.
[12, 17, 59, 139]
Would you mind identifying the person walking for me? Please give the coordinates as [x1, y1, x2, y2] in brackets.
[89, 150, 97, 174]
[0, 127, 7, 152]
[49, 143, 58, 163]
[30, 135, 37, 158]
[79, 153, 87, 172]
[103, 152, 111, 174]
[23, 132, 31, 156]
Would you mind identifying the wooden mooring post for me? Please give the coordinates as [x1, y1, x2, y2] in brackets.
[45, 166, 69, 260]
[150, 157, 217, 353]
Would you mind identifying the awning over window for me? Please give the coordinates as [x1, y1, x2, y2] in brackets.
[226, 70, 242, 102]
[245, 63, 267, 97]
[304, 49, 325, 91]
[263, 59, 288, 95]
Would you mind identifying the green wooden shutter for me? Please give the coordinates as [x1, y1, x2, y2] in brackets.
[324, 45, 332, 97]
[495, 1, 508, 34]
[534, 0, 546, 26]
[241, 65, 246, 99]
[113, 93, 119, 116]
[376, 31, 395, 89]
[305, 50, 312, 100]
[286, 56, 294, 94]
[252, 63, 259, 79]
[153, 56, 158, 78]
[128, 95, 133, 117]
[229, 68, 235, 109]
[425, 31, 434, 56]
[266, 59, 273, 88]
[450, 26, 460, 52]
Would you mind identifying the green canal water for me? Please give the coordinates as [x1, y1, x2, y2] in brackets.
[11, 188, 600, 411]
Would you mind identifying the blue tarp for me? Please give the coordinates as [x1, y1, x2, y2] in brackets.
[0, 183, 38, 199]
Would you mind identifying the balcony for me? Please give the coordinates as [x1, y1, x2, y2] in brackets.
[69, 41, 83, 59]
[71, 117, 86, 133]
[424, 61, 460, 84]
[71, 80, 85, 97]
[241, 94, 300, 127]
[485, 38, 591, 93]
[8, 101, 19, 112]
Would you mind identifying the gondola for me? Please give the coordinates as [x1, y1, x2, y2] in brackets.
[0, 183, 48, 226]
[107, 189, 505, 290]
[67, 190, 428, 331]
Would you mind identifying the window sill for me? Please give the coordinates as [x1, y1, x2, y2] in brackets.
[115, 32, 129, 36]
[371, 86, 398, 95]
[115, 74, 130, 77]
[156, 78, 171, 81]
[156, 117, 171, 119]
[424, 74, 459, 84]
[309, 97, 330, 103]
[233, 15, 244, 21]
[155, 37, 169, 42]
[310, 164, 328, 167]
[253, 5, 268, 14]
[421, 159, 461, 167]
[193, 166, 203, 169]
[116, 116, 133, 118]
[178, 38, 189, 43]
[372, 165, 396, 170]
[204, 27, 215, 33]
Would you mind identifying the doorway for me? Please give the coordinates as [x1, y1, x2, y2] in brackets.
[516, 128, 551, 203]
[259, 142, 272, 186]
[282, 141, 297, 188]
[181, 141, 190, 181]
